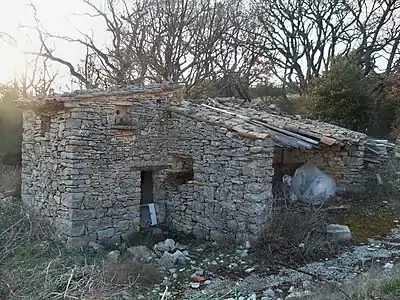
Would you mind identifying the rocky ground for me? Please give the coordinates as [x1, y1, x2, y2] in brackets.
[93, 186, 400, 300]
[116, 225, 400, 300]
[2, 186, 400, 300]
[93, 196, 400, 300]
[3, 158, 400, 300]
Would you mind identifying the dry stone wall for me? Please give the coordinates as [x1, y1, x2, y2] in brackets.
[21, 95, 368, 246]
[274, 144, 365, 192]
[165, 112, 275, 243]
[21, 110, 69, 234]
[22, 98, 169, 245]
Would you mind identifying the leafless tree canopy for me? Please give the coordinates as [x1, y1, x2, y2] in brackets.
[0, 32, 57, 97]
[19, 0, 268, 99]
[3, 0, 400, 95]
[252, 0, 400, 91]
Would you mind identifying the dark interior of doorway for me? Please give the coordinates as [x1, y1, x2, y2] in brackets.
[140, 170, 156, 227]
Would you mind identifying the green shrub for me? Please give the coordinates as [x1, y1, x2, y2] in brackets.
[306, 53, 378, 133]
[380, 276, 400, 296]
[384, 73, 400, 138]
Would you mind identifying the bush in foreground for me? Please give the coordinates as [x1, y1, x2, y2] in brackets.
[253, 207, 342, 266]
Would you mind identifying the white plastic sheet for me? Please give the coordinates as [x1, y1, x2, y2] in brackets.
[285, 162, 337, 205]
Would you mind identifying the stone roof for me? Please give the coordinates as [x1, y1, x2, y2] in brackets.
[167, 98, 368, 149]
[15, 83, 184, 111]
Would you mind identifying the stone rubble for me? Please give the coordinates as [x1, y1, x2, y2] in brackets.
[154, 238, 176, 255]
[135, 229, 400, 299]
[3, 183, 400, 300]
[190, 282, 200, 289]
[285, 290, 312, 299]
[105, 250, 120, 263]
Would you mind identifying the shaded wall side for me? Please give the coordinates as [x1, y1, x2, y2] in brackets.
[21, 110, 69, 231]
[277, 144, 365, 192]
[61, 99, 169, 245]
[165, 112, 274, 243]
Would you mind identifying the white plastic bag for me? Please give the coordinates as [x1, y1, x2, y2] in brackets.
[287, 162, 337, 205]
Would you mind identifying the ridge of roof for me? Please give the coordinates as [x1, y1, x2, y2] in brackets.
[16, 83, 183, 104]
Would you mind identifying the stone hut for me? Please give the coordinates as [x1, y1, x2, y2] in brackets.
[18, 85, 368, 246]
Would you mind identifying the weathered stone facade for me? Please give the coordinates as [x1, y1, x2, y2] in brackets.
[19, 87, 369, 246]
[21, 94, 171, 245]
[273, 144, 365, 192]
[164, 113, 274, 242]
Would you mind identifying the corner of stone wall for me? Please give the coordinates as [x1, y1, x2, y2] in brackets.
[21, 99, 171, 247]
[238, 139, 275, 243]
[340, 143, 366, 193]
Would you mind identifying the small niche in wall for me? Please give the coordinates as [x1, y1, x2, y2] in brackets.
[166, 155, 194, 185]
[114, 105, 132, 127]
[40, 115, 51, 137]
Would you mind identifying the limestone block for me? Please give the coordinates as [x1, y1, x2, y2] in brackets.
[117, 220, 131, 231]
[61, 193, 84, 209]
[97, 228, 115, 240]
[69, 209, 96, 221]
[326, 224, 352, 241]
[55, 218, 85, 237]
[246, 182, 266, 193]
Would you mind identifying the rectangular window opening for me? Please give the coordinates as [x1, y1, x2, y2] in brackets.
[40, 115, 51, 137]
[140, 171, 154, 205]
[167, 155, 194, 185]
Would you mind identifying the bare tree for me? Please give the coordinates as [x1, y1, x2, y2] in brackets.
[0, 32, 57, 97]
[21, 0, 232, 89]
[252, 0, 400, 91]
[23, 2, 112, 88]
[345, 0, 400, 74]
[119, 0, 243, 89]
[15, 0, 270, 97]
[209, 3, 270, 100]
[17, 47, 58, 97]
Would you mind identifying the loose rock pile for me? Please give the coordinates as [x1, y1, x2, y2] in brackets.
[98, 222, 400, 300]
[153, 239, 189, 268]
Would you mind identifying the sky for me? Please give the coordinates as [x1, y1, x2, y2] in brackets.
[0, 0, 107, 91]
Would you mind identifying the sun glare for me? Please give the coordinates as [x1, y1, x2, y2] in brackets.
[0, 0, 97, 87]
[0, 45, 28, 84]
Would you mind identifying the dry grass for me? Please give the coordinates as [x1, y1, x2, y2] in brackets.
[253, 207, 342, 266]
[103, 258, 162, 286]
[0, 161, 164, 299]
[0, 162, 20, 193]
[0, 196, 162, 300]
[0, 197, 101, 299]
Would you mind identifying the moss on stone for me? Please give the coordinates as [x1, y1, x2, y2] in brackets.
[336, 212, 397, 243]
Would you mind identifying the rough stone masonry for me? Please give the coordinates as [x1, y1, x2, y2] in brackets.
[18, 85, 368, 246]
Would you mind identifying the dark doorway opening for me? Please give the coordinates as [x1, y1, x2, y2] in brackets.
[272, 147, 303, 204]
[140, 170, 157, 227]
[140, 170, 153, 205]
